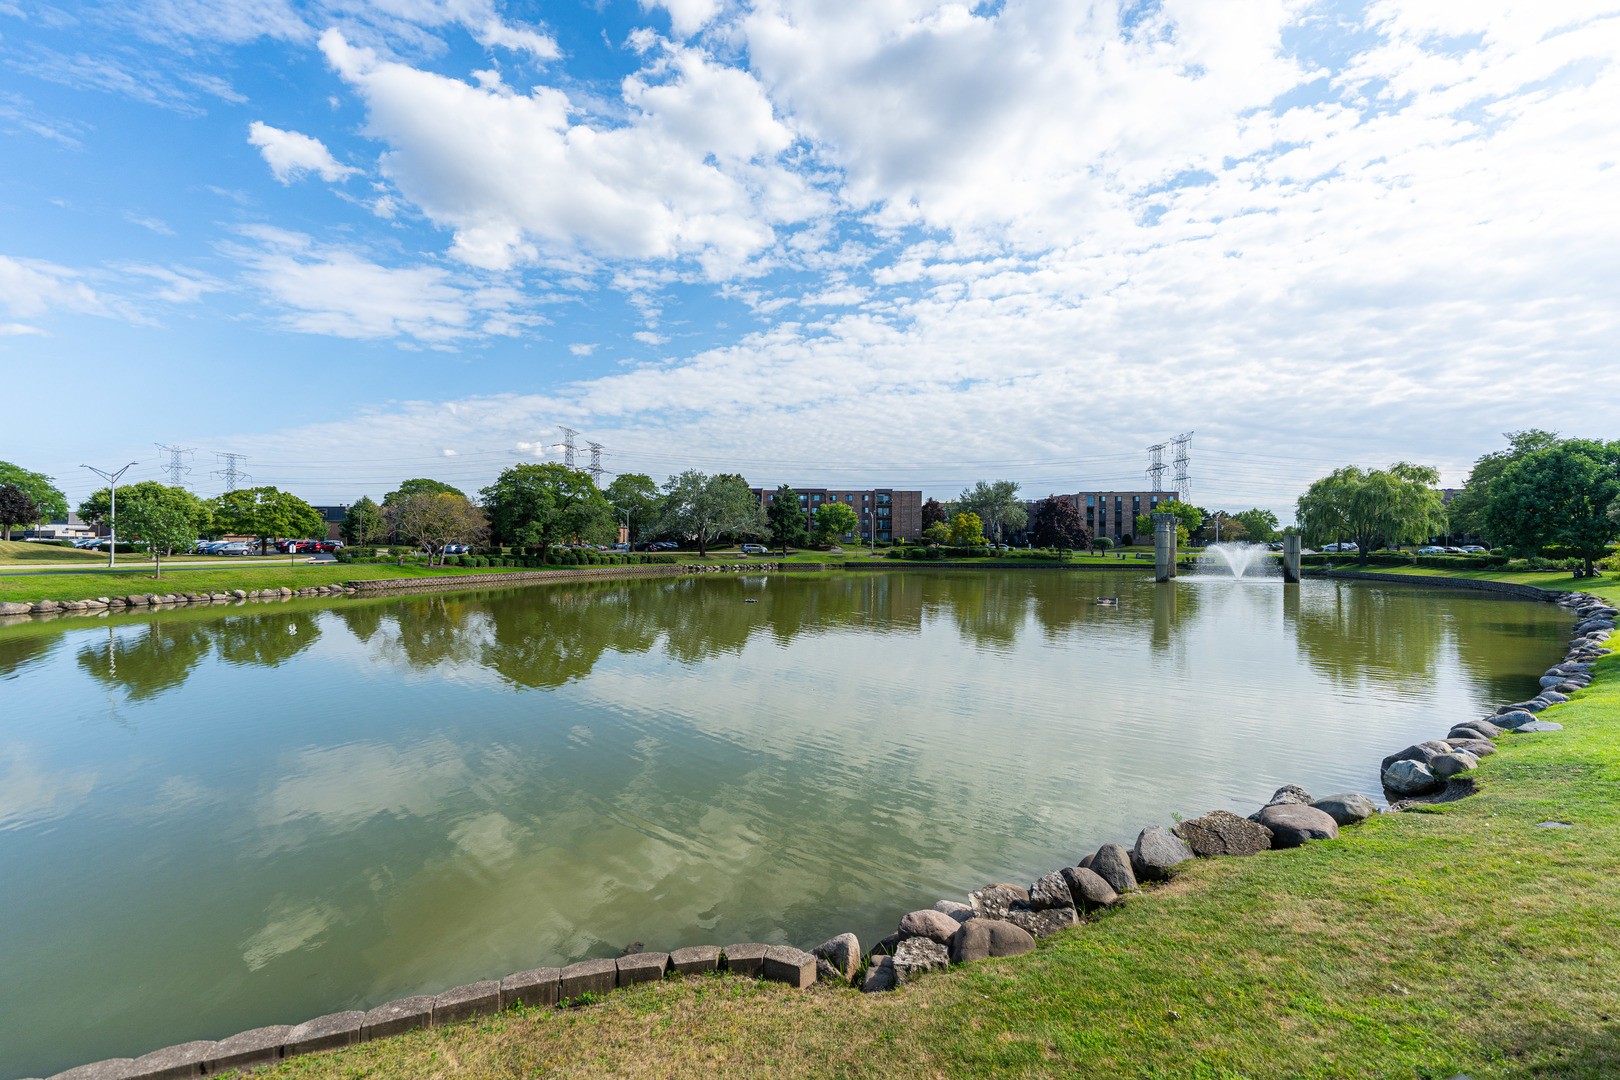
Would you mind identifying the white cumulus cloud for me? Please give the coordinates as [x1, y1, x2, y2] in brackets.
[249, 121, 362, 183]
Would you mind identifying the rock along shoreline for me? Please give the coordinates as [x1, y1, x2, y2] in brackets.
[20, 578, 1606, 1080]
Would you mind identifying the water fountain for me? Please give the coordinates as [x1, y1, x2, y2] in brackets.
[1204, 541, 1276, 579]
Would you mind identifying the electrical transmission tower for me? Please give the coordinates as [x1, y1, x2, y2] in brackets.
[1146, 441, 1167, 492]
[554, 427, 579, 469]
[1171, 432, 1193, 502]
[213, 452, 250, 492]
[586, 441, 605, 484]
[155, 444, 194, 488]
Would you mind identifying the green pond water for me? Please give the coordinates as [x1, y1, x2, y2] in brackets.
[0, 569, 1570, 1077]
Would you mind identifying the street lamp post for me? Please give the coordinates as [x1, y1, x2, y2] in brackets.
[81, 461, 137, 569]
[614, 503, 631, 549]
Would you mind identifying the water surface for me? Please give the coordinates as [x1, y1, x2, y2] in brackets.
[0, 570, 1568, 1077]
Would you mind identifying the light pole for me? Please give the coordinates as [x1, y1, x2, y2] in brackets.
[82, 461, 137, 568]
[613, 503, 632, 549]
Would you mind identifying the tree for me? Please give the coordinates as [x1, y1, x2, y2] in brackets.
[1028, 496, 1091, 559]
[1484, 443, 1620, 572]
[921, 498, 947, 530]
[957, 480, 1025, 544]
[386, 492, 488, 565]
[383, 478, 466, 505]
[211, 487, 325, 554]
[81, 482, 213, 543]
[1229, 508, 1279, 543]
[1296, 463, 1448, 566]
[660, 470, 764, 555]
[947, 511, 984, 546]
[605, 473, 663, 545]
[812, 500, 860, 545]
[119, 497, 197, 578]
[342, 497, 387, 546]
[765, 485, 808, 556]
[481, 463, 611, 549]
[0, 462, 67, 528]
[1447, 430, 1562, 542]
[0, 484, 39, 541]
[922, 521, 950, 545]
[1134, 500, 1200, 546]
[1092, 535, 1114, 553]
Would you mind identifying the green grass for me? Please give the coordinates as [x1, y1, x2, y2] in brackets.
[230, 604, 1620, 1078]
[0, 562, 552, 603]
[1321, 563, 1618, 595]
[0, 539, 124, 563]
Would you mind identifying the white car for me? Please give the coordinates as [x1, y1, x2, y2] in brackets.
[1417, 546, 1447, 555]
[740, 543, 768, 555]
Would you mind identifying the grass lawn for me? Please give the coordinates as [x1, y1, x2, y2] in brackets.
[230, 595, 1620, 1078]
[0, 562, 552, 604]
[1321, 563, 1615, 594]
[0, 540, 124, 563]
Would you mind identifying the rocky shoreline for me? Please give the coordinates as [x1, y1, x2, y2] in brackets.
[24, 583, 1602, 1080]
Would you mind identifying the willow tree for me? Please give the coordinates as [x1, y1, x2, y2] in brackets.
[1295, 463, 1447, 565]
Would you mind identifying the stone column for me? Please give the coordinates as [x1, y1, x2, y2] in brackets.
[1283, 534, 1301, 583]
[1153, 513, 1177, 582]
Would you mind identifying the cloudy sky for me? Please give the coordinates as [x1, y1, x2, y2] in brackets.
[2, 0, 1617, 515]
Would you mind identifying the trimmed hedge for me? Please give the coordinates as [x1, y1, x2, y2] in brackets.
[1300, 552, 1508, 569]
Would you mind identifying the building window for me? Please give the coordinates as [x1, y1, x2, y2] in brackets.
[812, 494, 822, 502]
[1087, 495, 1095, 506]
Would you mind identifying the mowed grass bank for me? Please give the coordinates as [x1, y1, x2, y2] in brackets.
[240, 613, 1620, 1078]
[0, 562, 548, 604]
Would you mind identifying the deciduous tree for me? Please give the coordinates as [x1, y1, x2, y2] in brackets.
[211, 487, 325, 555]
[921, 497, 947, 530]
[81, 482, 213, 539]
[1484, 442, 1620, 572]
[1296, 463, 1447, 566]
[957, 480, 1025, 544]
[342, 496, 387, 546]
[383, 478, 466, 505]
[766, 484, 808, 555]
[947, 510, 984, 546]
[0, 462, 67, 526]
[605, 473, 662, 545]
[0, 484, 39, 541]
[812, 500, 859, 545]
[386, 492, 488, 565]
[481, 463, 611, 550]
[1447, 429, 1562, 542]
[659, 471, 764, 556]
[119, 497, 197, 577]
[1028, 496, 1090, 558]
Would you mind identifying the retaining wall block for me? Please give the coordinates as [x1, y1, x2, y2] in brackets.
[127, 1041, 216, 1080]
[499, 968, 561, 1010]
[558, 958, 617, 1001]
[761, 946, 817, 989]
[47, 1059, 134, 1080]
[667, 945, 721, 976]
[432, 981, 500, 1026]
[204, 1026, 290, 1072]
[616, 952, 670, 988]
[722, 943, 769, 977]
[283, 1011, 364, 1056]
[360, 997, 434, 1041]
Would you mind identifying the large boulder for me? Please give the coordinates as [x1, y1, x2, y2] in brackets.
[1076, 853, 1095, 870]
[1309, 793, 1376, 826]
[1265, 785, 1313, 806]
[933, 900, 974, 923]
[1173, 810, 1273, 857]
[1447, 739, 1496, 758]
[860, 956, 900, 993]
[968, 883, 1030, 920]
[1380, 741, 1452, 773]
[898, 909, 960, 945]
[1456, 717, 1502, 738]
[1382, 759, 1441, 796]
[1448, 724, 1497, 742]
[1253, 803, 1340, 848]
[892, 937, 949, 974]
[949, 919, 1036, 963]
[1497, 701, 1545, 714]
[1494, 710, 1540, 729]
[1005, 904, 1078, 938]
[1131, 825, 1195, 880]
[1089, 844, 1138, 894]
[1027, 871, 1073, 911]
[812, 933, 860, 984]
[1430, 752, 1477, 779]
[1517, 720, 1564, 732]
[1060, 866, 1119, 909]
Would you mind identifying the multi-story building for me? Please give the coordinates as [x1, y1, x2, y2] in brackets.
[752, 486, 923, 543]
[313, 505, 349, 542]
[1024, 491, 1180, 544]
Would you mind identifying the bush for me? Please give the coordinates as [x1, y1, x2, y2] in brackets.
[1300, 552, 1508, 570]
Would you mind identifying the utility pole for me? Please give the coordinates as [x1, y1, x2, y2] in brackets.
[613, 502, 631, 547]
[1146, 441, 1167, 492]
[1171, 432, 1193, 503]
[213, 452, 250, 493]
[81, 461, 137, 568]
[155, 444, 194, 488]
[586, 441, 604, 485]
[554, 427, 579, 469]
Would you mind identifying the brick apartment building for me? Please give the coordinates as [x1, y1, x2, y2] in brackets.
[1024, 491, 1180, 543]
[753, 486, 923, 543]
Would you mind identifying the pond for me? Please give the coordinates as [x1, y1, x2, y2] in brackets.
[0, 569, 1569, 1077]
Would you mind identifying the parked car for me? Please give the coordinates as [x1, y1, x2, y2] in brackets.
[1322, 542, 1359, 552]
[740, 543, 768, 555]
[1461, 545, 1488, 553]
[1417, 546, 1447, 554]
[218, 541, 256, 556]
[444, 544, 468, 554]
[1444, 546, 1466, 554]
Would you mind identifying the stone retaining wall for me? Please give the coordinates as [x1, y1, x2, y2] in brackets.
[1306, 568, 1565, 602]
[28, 578, 1607, 1080]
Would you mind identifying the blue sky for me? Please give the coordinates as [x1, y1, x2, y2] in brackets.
[3, 0, 1618, 514]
